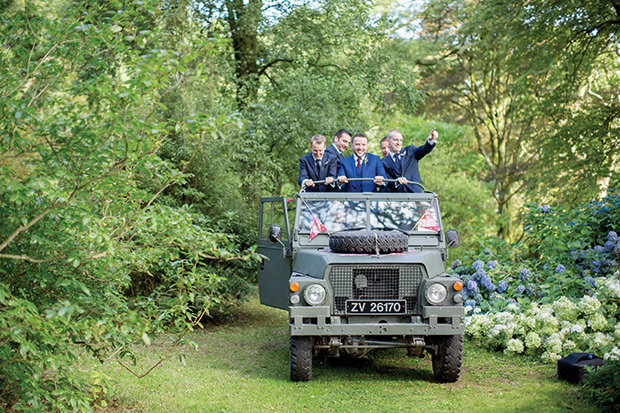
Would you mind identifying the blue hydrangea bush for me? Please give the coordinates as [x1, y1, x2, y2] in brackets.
[449, 192, 620, 363]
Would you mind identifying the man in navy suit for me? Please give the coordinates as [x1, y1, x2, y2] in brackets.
[382, 128, 438, 193]
[380, 136, 389, 158]
[337, 133, 386, 192]
[298, 134, 338, 192]
[324, 129, 351, 166]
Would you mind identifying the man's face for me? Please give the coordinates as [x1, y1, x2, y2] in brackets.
[311, 141, 326, 160]
[389, 132, 403, 153]
[335, 133, 351, 152]
[352, 136, 368, 158]
[381, 140, 389, 157]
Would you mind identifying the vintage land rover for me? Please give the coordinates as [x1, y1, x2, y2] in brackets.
[257, 182, 463, 382]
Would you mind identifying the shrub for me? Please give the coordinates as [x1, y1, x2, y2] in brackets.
[450, 193, 620, 366]
[583, 359, 620, 412]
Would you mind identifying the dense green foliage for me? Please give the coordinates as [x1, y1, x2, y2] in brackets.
[0, 0, 618, 410]
[0, 0, 258, 409]
[450, 194, 620, 410]
[414, 0, 620, 239]
[583, 358, 620, 412]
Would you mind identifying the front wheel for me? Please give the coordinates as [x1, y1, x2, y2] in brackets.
[431, 335, 463, 383]
[290, 336, 313, 381]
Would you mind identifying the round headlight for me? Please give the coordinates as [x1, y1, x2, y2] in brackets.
[426, 283, 447, 305]
[304, 284, 326, 305]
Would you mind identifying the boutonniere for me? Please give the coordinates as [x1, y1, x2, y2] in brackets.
[401, 151, 406, 157]
[363, 157, 369, 165]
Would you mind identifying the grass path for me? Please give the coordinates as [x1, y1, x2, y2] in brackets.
[99, 296, 596, 412]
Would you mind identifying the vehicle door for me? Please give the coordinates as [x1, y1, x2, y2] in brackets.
[257, 197, 292, 310]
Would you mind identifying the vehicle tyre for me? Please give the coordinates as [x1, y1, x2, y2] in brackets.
[290, 336, 313, 381]
[431, 335, 463, 383]
[329, 231, 408, 254]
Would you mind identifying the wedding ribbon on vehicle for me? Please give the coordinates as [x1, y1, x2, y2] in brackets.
[411, 198, 440, 232]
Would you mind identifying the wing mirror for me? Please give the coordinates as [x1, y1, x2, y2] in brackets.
[445, 229, 460, 249]
[268, 225, 283, 243]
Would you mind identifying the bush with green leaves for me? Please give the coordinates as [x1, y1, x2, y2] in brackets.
[583, 358, 620, 412]
[450, 194, 620, 410]
[0, 1, 259, 410]
[449, 193, 620, 362]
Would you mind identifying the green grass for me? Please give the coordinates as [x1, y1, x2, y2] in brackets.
[96, 296, 596, 412]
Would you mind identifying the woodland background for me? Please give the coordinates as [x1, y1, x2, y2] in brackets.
[0, 0, 618, 410]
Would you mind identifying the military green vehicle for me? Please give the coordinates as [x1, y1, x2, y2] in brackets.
[257, 181, 463, 382]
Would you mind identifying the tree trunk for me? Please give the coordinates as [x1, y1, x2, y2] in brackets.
[225, 0, 262, 107]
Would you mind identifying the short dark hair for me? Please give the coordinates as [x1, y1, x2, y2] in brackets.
[352, 133, 367, 142]
[380, 136, 388, 144]
[334, 129, 351, 139]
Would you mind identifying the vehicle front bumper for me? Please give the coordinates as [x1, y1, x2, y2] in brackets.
[289, 305, 465, 336]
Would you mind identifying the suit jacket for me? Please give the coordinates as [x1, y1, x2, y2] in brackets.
[382, 141, 435, 193]
[337, 153, 386, 192]
[324, 144, 344, 162]
[298, 153, 338, 192]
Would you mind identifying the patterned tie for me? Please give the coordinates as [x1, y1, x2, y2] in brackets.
[394, 153, 401, 171]
[356, 157, 361, 170]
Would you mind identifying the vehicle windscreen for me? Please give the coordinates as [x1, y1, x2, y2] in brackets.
[369, 200, 438, 232]
[299, 200, 365, 232]
[298, 199, 439, 233]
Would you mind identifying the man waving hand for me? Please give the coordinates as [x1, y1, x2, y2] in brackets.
[382, 128, 437, 193]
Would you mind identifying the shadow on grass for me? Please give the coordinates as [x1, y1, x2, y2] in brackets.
[315, 351, 436, 383]
[195, 296, 445, 384]
[248, 338, 437, 383]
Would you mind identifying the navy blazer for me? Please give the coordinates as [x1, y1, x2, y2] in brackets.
[298, 153, 338, 192]
[324, 144, 344, 162]
[337, 153, 386, 192]
[382, 141, 435, 193]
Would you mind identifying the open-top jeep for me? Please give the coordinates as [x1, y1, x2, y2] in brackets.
[257, 182, 463, 382]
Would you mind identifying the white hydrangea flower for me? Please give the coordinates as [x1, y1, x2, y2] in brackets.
[579, 296, 601, 316]
[542, 351, 561, 362]
[604, 347, 620, 361]
[545, 332, 564, 353]
[536, 308, 559, 336]
[570, 324, 584, 334]
[507, 302, 520, 312]
[518, 313, 536, 330]
[505, 338, 524, 354]
[596, 275, 620, 299]
[488, 324, 504, 338]
[525, 331, 542, 349]
[592, 332, 610, 347]
[466, 314, 493, 339]
[588, 312, 608, 331]
[464, 305, 474, 314]
[552, 296, 579, 322]
[562, 340, 576, 352]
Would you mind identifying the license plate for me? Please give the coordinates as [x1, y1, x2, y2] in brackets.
[346, 300, 406, 314]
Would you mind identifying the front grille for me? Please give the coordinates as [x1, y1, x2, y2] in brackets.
[328, 265, 423, 315]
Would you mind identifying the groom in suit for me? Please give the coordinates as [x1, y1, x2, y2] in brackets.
[298, 134, 338, 192]
[382, 128, 438, 193]
[337, 133, 385, 192]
